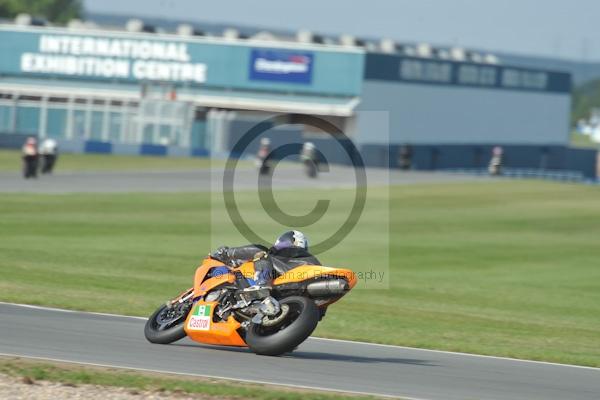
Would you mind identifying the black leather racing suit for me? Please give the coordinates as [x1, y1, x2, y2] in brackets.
[214, 244, 321, 285]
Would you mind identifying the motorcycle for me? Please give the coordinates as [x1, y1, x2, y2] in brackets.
[144, 256, 356, 356]
[256, 138, 272, 176]
[300, 142, 318, 178]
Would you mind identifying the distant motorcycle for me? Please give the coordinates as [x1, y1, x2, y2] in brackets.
[301, 142, 318, 178]
[256, 138, 272, 176]
[488, 146, 504, 176]
[144, 256, 356, 356]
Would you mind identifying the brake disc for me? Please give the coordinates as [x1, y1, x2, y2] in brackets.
[157, 302, 190, 325]
[261, 304, 290, 327]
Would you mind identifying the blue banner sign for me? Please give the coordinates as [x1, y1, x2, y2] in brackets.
[249, 49, 313, 84]
[365, 54, 571, 93]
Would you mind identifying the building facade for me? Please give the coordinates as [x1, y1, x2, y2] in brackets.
[355, 53, 597, 177]
[0, 23, 595, 177]
[0, 24, 363, 157]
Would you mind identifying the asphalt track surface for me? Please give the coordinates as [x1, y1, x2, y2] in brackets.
[0, 165, 487, 193]
[1, 303, 598, 400]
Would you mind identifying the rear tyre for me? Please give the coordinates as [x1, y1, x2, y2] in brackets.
[246, 296, 319, 356]
[144, 302, 191, 344]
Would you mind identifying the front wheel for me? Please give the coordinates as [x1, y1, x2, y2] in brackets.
[246, 296, 320, 356]
[144, 301, 191, 344]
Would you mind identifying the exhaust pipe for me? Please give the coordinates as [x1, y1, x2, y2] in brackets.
[306, 279, 349, 297]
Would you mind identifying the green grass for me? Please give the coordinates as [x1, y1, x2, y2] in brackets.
[0, 357, 375, 400]
[0, 149, 224, 171]
[1, 181, 600, 367]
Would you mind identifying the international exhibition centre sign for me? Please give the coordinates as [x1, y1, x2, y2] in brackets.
[21, 34, 207, 83]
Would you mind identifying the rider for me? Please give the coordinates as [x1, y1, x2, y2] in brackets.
[210, 231, 320, 287]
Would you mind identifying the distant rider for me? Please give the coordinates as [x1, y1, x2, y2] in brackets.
[210, 231, 320, 287]
[256, 137, 272, 175]
[300, 142, 319, 178]
[22, 137, 39, 179]
[39, 138, 58, 174]
[488, 146, 504, 176]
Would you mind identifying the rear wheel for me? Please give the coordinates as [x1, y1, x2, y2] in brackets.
[259, 161, 271, 175]
[304, 161, 317, 178]
[246, 296, 319, 356]
[144, 301, 191, 344]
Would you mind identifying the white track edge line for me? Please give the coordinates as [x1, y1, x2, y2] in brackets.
[0, 353, 415, 400]
[0, 302, 148, 320]
[2, 301, 599, 372]
[307, 337, 600, 371]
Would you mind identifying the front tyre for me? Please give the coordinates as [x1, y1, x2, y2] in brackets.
[144, 302, 191, 344]
[246, 296, 320, 356]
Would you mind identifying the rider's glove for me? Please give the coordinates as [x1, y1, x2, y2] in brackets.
[252, 250, 268, 261]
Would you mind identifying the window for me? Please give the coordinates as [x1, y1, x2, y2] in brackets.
[16, 107, 39, 135]
[46, 108, 67, 138]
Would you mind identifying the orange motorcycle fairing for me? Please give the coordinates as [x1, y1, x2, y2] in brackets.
[184, 300, 247, 347]
[193, 257, 236, 298]
[237, 261, 257, 280]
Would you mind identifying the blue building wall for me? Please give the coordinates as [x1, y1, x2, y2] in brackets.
[0, 25, 364, 97]
[351, 53, 593, 176]
[365, 53, 571, 94]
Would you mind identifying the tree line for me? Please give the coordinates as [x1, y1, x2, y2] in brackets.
[0, 0, 81, 24]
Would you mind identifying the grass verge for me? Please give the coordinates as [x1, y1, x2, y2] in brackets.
[0, 357, 377, 399]
[0, 149, 226, 171]
[1, 181, 599, 366]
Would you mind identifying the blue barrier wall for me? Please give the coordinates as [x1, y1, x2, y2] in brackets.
[84, 140, 112, 153]
[360, 143, 598, 179]
[140, 144, 168, 156]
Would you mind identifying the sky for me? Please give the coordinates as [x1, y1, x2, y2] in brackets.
[85, 0, 600, 61]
